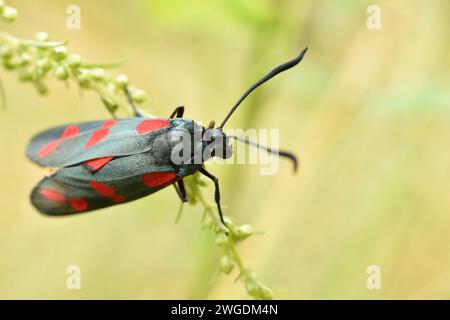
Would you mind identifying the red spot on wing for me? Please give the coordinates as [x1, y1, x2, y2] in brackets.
[89, 181, 126, 203]
[89, 181, 115, 197]
[136, 119, 170, 135]
[85, 120, 118, 148]
[40, 188, 88, 212]
[85, 157, 114, 171]
[112, 194, 126, 203]
[69, 198, 88, 211]
[102, 119, 117, 127]
[40, 189, 66, 202]
[38, 140, 60, 158]
[143, 172, 177, 187]
[85, 128, 109, 148]
[61, 125, 79, 138]
[37, 125, 80, 158]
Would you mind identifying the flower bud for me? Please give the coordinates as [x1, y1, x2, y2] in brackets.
[35, 32, 49, 42]
[52, 46, 67, 60]
[35, 81, 48, 95]
[55, 65, 69, 80]
[90, 68, 105, 80]
[131, 88, 146, 104]
[115, 74, 129, 89]
[18, 53, 31, 66]
[259, 286, 274, 300]
[0, 45, 13, 58]
[2, 6, 18, 22]
[66, 54, 81, 68]
[77, 71, 91, 87]
[3, 57, 19, 70]
[17, 68, 33, 81]
[220, 255, 234, 274]
[37, 59, 52, 73]
[235, 224, 253, 241]
[245, 281, 260, 297]
[105, 83, 117, 95]
[215, 233, 228, 247]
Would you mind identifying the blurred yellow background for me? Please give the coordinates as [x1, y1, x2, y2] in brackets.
[1, 0, 450, 299]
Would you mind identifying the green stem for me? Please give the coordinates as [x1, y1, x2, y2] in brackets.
[185, 174, 273, 299]
[81, 60, 128, 69]
[0, 31, 65, 47]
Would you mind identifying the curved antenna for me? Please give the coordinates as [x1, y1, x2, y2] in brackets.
[229, 135, 298, 173]
[218, 47, 308, 130]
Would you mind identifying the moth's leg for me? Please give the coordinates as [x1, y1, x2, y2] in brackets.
[170, 106, 185, 119]
[199, 167, 227, 227]
[173, 179, 188, 202]
[173, 183, 182, 200]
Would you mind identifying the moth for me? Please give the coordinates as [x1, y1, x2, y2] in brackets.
[27, 48, 308, 225]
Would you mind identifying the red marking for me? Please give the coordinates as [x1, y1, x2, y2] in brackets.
[89, 181, 115, 197]
[136, 119, 169, 135]
[85, 120, 117, 148]
[102, 119, 117, 127]
[89, 181, 126, 203]
[112, 194, 126, 203]
[143, 172, 177, 187]
[37, 125, 80, 158]
[40, 189, 66, 202]
[40, 188, 88, 212]
[61, 125, 79, 138]
[85, 157, 114, 171]
[69, 198, 88, 211]
[38, 140, 60, 158]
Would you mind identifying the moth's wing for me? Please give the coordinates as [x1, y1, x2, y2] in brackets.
[26, 118, 173, 168]
[31, 152, 184, 215]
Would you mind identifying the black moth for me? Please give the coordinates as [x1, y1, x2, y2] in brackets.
[27, 48, 308, 226]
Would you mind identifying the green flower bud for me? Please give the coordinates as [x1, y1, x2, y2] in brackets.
[3, 57, 19, 70]
[220, 255, 234, 274]
[2, 6, 18, 22]
[35, 32, 49, 42]
[66, 54, 81, 68]
[90, 68, 105, 80]
[244, 274, 274, 299]
[131, 88, 146, 104]
[259, 286, 274, 300]
[77, 71, 91, 88]
[0, 45, 13, 58]
[215, 233, 228, 247]
[19, 53, 31, 66]
[52, 46, 67, 60]
[223, 216, 235, 228]
[17, 68, 33, 81]
[245, 281, 260, 297]
[106, 82, 117, 94]
[55, 65, 69, 80]
[35, 81, 48, 95]
[115, 74, 129, 89]
[235, 224, 253, 241]
[37, 59, 52, 73]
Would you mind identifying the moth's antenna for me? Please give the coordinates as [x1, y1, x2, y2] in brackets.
[229, 135, 298, 173]
[218, 47, 308, 130]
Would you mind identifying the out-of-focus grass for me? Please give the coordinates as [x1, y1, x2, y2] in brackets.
[0, 0, 449, 299]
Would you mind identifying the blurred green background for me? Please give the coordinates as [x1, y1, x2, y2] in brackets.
[1, 0, 450, 299]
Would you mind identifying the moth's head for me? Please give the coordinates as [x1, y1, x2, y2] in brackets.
[167, 120, 232, 166]
[202, 127, 233, 160]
